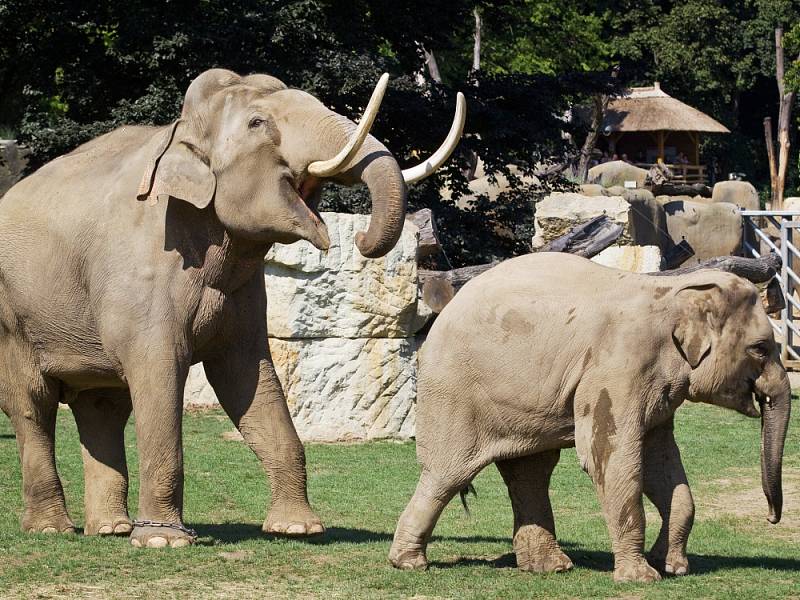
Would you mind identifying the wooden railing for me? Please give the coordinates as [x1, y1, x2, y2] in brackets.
[634, 162, 707, 185]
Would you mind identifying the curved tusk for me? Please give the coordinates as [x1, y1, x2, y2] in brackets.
[308, 73, 389, 177]
[402, 92, 467, 185]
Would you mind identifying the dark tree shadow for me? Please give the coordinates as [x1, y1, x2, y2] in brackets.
[0, 434, 16, 439]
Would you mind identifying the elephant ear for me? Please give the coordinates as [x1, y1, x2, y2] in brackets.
[672, 283, 720, 368]
[136, 120, 216, 209]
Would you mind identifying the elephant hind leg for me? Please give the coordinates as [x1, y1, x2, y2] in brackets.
[72, 390, 132, 536]
[389, 462, 485, 570]
[496, 450, 573, 574]
[4, 360, 74, 534]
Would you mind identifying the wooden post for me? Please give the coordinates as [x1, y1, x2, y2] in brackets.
[657, 130, 665, 161]
[690, 131, 700, 165]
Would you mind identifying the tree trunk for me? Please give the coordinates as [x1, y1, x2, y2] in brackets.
[764, 117, 778, 205]
[472, 8, 481, 73]
[576, 94, 609, 183]
[424, 47, 442, 83]
[771, 27, 798, 210]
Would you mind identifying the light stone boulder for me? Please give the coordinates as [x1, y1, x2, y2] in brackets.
[784, 197, 800, 212]
[532, 192, 632, 247]
[591, 245, 662, 273]
[264, 212, 430, 338]
[712, 180, 759, 211]
[184, 338, 416, 441]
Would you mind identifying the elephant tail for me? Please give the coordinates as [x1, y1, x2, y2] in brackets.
[459, 483, 477, 515]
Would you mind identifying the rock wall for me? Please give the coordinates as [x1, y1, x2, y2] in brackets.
[0, 140, 30, 198]
[184, 213, 427, 442]
[532, 192, 632, 248]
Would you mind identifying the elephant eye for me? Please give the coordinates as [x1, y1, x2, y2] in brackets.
[748, 342, 770, 358]
[248, 117, 264, 129]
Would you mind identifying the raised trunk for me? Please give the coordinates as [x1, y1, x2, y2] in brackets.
[317, 115, 407, 258]
[756, 362, 791, 524]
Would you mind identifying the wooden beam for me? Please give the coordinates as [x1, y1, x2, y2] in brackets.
[657, 130, 665, 161]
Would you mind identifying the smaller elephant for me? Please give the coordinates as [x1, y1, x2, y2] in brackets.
[389, 253, 790, 583]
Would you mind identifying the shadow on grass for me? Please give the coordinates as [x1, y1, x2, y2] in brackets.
[430, 546, 800, 575]
[193, 524, 508, 546]
[0, 434, 16, 439]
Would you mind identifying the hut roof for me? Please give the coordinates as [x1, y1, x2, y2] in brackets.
[603, 83, 730, 134]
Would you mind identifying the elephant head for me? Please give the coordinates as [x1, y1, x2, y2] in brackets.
[670, 272, 791, 523]
[137, 69, 465, 257]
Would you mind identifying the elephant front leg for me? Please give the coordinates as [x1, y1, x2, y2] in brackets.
[125, 351, 194, 548]
[643, 419, 694, 576]
[72, 391, 133, 536]
[204, 352, 324, 537]
[576, 411, 660, 583]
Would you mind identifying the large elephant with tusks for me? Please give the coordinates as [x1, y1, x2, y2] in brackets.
[0, 69, 465, 548]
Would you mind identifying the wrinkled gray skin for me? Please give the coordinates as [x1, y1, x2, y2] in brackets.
[389, 253, 789, 583]
[0, 69, 407, 547]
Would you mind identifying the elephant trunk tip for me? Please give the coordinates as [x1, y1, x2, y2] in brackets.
[767, 502, 782, 524]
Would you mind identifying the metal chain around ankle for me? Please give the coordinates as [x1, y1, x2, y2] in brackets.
[132, 519, 198, 541]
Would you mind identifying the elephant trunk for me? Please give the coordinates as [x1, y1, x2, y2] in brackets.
[316, 115, 407, 258]
[756, 362, 791, 524]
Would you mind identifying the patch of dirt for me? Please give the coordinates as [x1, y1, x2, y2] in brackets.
[218, 550, 252, 561]
[700, 467, 800, 542]
[3, 579, 326, 600]
[221, 430, 244, 442]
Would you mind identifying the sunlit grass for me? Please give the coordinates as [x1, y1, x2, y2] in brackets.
[0, 402, 798, 598]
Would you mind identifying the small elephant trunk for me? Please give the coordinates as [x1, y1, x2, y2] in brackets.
[757, 363, 791, 524]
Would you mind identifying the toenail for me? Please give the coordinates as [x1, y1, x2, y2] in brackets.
[130, 538, 142, 548]
[41, 527, 57, 534]
[286, 524, 305, 535]
[146, 536, 168, 548]
[171, 538, 190, 548]
[98, 525, 113, 535]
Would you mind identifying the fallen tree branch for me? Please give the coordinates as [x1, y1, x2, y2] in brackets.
[652, 252, 781, 283]
[537, 215, 623, 257]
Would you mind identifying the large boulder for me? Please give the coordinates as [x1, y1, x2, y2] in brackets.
[712, 181, 759, 211]
[587, 160, 649, 188]
[264, 212, 430, 338]
[664, 200, 742, 265]
[185, 337, 417, 441]
[532, 192, 632, 247]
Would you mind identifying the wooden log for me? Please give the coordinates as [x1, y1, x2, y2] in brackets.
[407, 209, 442, 258]
[537, 215, 623, 258]
[651, 252, 781, 284]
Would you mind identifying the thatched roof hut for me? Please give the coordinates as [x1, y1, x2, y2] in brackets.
[601, 83, 729, 183]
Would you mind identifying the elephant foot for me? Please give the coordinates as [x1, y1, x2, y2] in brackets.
[130, 523, 196, 548]
[647, 547, 689, 576]
[513, 528, 573, 573]
[388, 544, 429, 570]
[85, 515, 133, 536]
[613, 556, 662, 583]
[22, 510, 75, 534]
[263, 503, 325, 537]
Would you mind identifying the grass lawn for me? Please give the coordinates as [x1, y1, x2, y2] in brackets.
[0, 402, 799, 599]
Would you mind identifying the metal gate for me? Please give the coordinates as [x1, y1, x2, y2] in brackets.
[741, 210, 800, 368]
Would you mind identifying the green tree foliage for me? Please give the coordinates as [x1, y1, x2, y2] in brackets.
[1, 0, 613, 266]
[596, 0, 800, 185]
